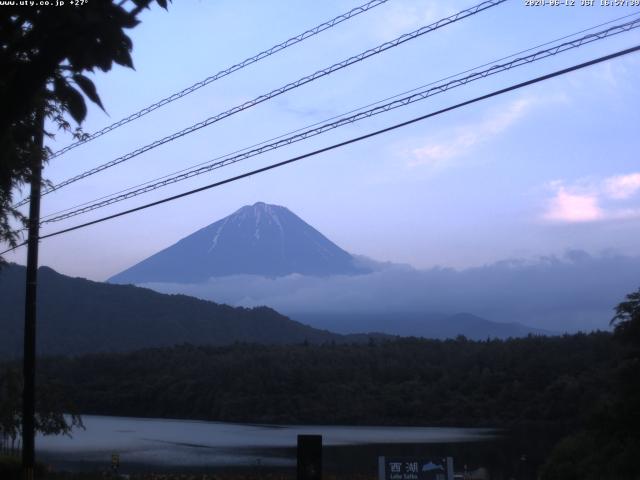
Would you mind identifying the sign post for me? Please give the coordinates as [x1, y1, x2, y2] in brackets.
[111, 453, 120, 475]
[297, 434, 322, 480]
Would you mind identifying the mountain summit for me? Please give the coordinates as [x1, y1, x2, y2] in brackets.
[109, 202, 367, 283]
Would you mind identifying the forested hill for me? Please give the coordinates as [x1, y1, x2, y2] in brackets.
[0, 264, 344, 357]
[32, 332, 617, 428]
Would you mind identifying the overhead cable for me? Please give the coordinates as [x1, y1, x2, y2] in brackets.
[3, 43, 638, 256]
[15, 0, 506, 208]
[47, 0, 393, 160]
[39, 17, 640, 224]
[40, 11, 640, 221]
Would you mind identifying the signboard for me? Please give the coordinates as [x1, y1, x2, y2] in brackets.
[378, 456, 454, 480]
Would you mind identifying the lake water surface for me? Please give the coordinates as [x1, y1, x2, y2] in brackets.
[36, 415, 491, 467]
[35, 415, 545, 478]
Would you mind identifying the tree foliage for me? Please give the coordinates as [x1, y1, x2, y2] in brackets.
[0, 0, 171, 442]
[0, 0, 169, 259]
[541, 288, 640, 480]
[611, 287, 640, 347]
[0, 367, 82, 442]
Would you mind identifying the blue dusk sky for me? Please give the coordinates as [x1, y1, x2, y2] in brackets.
[5, 0, 640, 281]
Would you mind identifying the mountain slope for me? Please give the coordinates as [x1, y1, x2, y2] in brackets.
[0, 264, 342, 358]
[109, 202, 367, 284]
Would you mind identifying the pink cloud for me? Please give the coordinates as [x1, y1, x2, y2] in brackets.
[543, 187, 603, 223]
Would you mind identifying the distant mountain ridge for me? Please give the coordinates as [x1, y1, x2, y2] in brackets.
[109, 202, 367, 284]
[292, 312, 553, 340]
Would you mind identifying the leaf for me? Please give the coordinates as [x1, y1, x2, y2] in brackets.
[113, 45, 134, 69]
[156, 0, 168, 9]
[119, 14, 141, 29]
[54, 80, 87, 124]
[94, 50, 114, 72]
[64, 86, 87, 124]
[53, 75, 67, 98]
[72, 74, 104, 111]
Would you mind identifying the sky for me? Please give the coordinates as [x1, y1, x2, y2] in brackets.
[5, 0, 640, 281]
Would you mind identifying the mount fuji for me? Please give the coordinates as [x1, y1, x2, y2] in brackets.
[109, 202, 368, 284]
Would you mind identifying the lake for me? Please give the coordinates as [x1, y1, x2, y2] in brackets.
[35, 415, 546, 479]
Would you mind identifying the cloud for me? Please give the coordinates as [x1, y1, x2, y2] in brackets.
[407, 97, 536, 167]
[543, 187, 603, 223]
[141, 250, 640, 332]
[542, 172, 640, 224]
[605, 173, 640, 200]
[592, 62, 620, 89]
[566, 57, 634, 93]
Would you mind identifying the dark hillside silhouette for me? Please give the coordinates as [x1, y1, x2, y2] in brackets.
[0, 264, 341, 358]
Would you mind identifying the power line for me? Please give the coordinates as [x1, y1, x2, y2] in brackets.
[47, 0, 392, 160]
[39, 11, 640, 222]
[3, 43, 638, 256]
[38, 17, 640, 225]
[15, 0, 506, 208]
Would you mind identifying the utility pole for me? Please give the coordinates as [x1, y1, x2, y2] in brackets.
[22, 107, 44, 480]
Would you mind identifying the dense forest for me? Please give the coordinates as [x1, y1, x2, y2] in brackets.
[24, 333, 615, 428]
